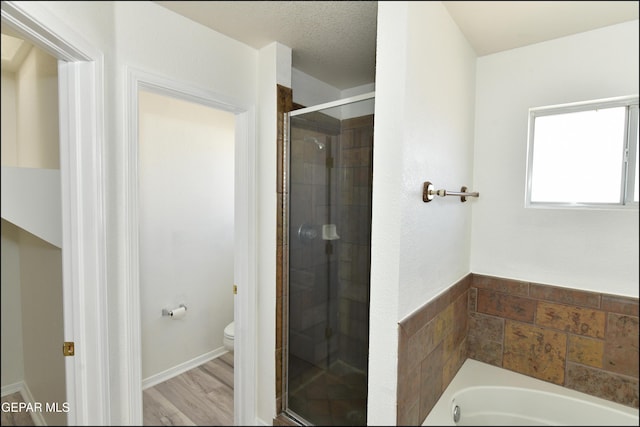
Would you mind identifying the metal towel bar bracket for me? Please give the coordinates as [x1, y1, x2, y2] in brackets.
[422, 181, 479, 203]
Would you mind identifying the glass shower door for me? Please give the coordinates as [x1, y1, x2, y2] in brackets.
[284, 93, 374, 426]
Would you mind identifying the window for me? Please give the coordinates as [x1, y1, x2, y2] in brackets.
[526, 95, 639, 208]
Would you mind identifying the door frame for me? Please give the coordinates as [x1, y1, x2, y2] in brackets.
[1, 2, 109, 425]
[125, 67, 257, 425]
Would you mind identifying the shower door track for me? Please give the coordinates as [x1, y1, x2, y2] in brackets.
[288, 91, 375, 117]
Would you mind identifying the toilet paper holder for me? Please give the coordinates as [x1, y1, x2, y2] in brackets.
[162, 304, 187, 317]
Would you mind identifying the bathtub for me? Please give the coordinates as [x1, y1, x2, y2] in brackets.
[423, 358, 639, 426]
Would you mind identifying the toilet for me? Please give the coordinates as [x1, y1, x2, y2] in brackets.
[223, 321, 234, 352]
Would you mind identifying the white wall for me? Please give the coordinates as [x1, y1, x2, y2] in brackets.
[0, 220, 24, 389]
[138, 90, 235, 379]
[256, 41, 291, 424]
[368, 2, 476, 424]
[19, 230, 66, 426]
[30, 1, 261, 423]
[16, 45, 59, 169]
[0, 35, 65, 427]
[0, 72, 23, 388]
[1, 46, 62, 247]
[1, 70, 18, 165]
[0, 71, 23, 390]
[471, 20, 639, 298]
[292, 67, 341, 107]
[292, 67, 375, 114]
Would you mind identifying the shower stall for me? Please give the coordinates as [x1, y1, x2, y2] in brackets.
[282, 93, 375, 426]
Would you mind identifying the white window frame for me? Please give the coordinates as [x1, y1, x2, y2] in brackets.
[525, 95, 639, 210]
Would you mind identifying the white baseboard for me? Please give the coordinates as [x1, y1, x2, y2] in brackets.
[1, 381, 45, 425]
[1, 381, 23, 397]
[142, 347, 228, 390]
[20, 382, 46, 426]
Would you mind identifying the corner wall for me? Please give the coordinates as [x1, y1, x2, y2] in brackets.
[369, 2, 476, 424]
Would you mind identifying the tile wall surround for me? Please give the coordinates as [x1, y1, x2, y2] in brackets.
[397, 273, 639, 426]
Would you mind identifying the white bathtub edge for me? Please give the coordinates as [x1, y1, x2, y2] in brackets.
[422, 358, 639, 426]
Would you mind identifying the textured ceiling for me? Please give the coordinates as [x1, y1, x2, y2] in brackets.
[155, 1, 378, 90]
[443, 1, 639, 56]
[155, 1, 638, 91]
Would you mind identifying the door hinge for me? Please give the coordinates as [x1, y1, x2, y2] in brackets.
[325, 241, 333, 255]
[233, 284, 237, 295]
[326, 156, 334, 169]
[63, 341, 75, 357]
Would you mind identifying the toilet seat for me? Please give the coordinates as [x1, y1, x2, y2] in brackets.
[224, 321, 234, 339]
[223, 321, 234, 352]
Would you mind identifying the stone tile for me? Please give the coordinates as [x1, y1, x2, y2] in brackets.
[408, 306, 453, 368]
[468, 287, 477, 312]
[434, 304, 455, 345]
[452, 292, 468, 348]
[602, 294, 639, 317]
[567, 335, 604, 368]
[467, 331, 503, 367]
[330, 398, 367, 425]
[421, 293, 450, 325]
[407, 326, 429, 371]
[397, 401, 419, 426]
[469, 311, 504, 342]
[503, 321, 566, 385]
[449, 274, 472, 304]
[536, 301, 605, 339]
[397, 362, 420, 426]
[477, 289, 536, 323]
[530, 283, 601, 309]
[419, 344, 444, 422]
[604, 314, 639, 377]
[443, 337, 467, 388]
[472, 274, 529, 296]
[399, 299, 437, 338]
[566, 362, 639, 409]
[397, 326, 411, 380]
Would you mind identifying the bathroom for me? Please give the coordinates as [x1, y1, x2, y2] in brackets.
[0, 1, 637, 426]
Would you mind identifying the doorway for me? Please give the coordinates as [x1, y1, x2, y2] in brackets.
[127, 69, 257, 425]
[0, 3, 108, 423]
[137, 89, 235, 425]
[1, 29, 65, 427]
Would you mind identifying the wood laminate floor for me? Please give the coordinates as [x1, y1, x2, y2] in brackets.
[143, 352, 234, 426]
[0, 392, 34, 426]
[0, 352, 234, 426]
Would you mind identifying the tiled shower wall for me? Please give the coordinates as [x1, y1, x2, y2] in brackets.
[336, 114, 374, 372]
[397, 273, 639, 426]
